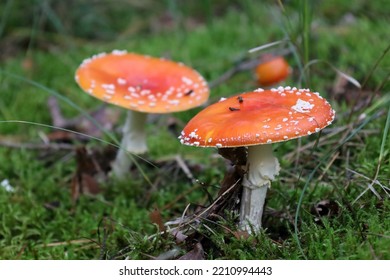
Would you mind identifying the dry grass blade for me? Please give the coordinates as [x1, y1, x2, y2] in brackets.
[36, 238, 97, 248]
[284, 125, 348, 161]
[178, 242, 204, 260]
[348, 168, 390, 204]
[175, 155, 196, 183]
[299, 59, 361, 89]
[248, 39, 289, 53]
[0, 140, 74, 150]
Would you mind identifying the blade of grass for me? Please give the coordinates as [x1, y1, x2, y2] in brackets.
[298, 59, 362, 89]
[248, 39, 288, 53]
[272, 5, 306, 87]
[0, 0, 14, 38]
[378, 105, 390, 170]
[347, 43, 390, 122]
[371, 102, 390, 192]
[294, 107, 387, 259]
[299, 0, 312, 71]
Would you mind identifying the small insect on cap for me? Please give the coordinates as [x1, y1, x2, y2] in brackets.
[179, 86, 335, 148]
[75, 50, 209, 113]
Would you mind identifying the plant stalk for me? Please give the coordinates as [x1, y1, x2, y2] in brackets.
[239, 144, 280, 233]
[111, 110, 148, 178]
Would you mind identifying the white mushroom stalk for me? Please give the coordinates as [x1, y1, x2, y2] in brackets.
[111, 110, 148, 178]
[240, 144, 280, 233]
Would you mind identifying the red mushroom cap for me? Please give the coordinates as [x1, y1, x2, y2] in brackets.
[75, 50, 209, 113]
[179, 87, 335, 148]
[255, 55, 291, 86]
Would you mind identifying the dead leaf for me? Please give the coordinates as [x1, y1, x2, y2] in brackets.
[43, 201, 61, 211]
[71, 170, 101, 203]
[311, 199, 340, 224]
[155, 248, 182, 260]
[71, 146, 106, 204]
[312, 199, 340, 217]
[178, 242, 204, 260]
[149, 208, 166, 232]
[21, 57, 34, 72]
[46, 130, 79, 143]
[232, 230, 251, 240]
[170, 228, 188, 244]
[79, 105, 120, 137]
[218, 147, 247, 166]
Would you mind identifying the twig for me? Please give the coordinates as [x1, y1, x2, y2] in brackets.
[284, 125, 348, 160]
[0, 141, 74, 150]
[317, 151, 340, 181]
[36, 238, 96, 247]
[348, 168, 389, 204]
[47, 96, 67, 127]
[175, 155, 195, 183]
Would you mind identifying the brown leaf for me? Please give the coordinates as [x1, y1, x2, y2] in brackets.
[81, 173, 101, 195]
[149, 208, 166, 232]
[311, 199, 340, 224]
[75, 146, 100, 174]
[155, 248, 181, 260]
[178, 242, 204, 260]
[218, 147, 247, 166]
[46, 130, 78, 143]
[43, 201, 61, 211]
[232, 230, 251, 240]
[170, 228, 188, 244]
[312, 199, 340, 217]
[21, 57, 34, 72]
[71, 147, 104, 204]
[78, 105, 120, 137]
[218, 165, 244, 196]
[71, 171, 101, 203]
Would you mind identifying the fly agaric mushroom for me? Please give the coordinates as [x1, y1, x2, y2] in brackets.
[255, 55, 291, 86]
[75, 50, 209, 178]
[179, 86, 335, 233]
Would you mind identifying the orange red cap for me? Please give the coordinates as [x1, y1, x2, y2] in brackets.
[255, 55, 291, 86]
[179, 87, 335, 148]
[75, 50, 209, 113]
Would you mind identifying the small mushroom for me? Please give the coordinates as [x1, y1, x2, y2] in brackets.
[255, 55, 291, 86]
[179, 86, 335, 233]
[75, 50, 209, 178]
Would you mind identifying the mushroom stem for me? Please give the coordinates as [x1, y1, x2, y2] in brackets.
[111, 110, 148, 178]
[239, 144, 280, 233]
